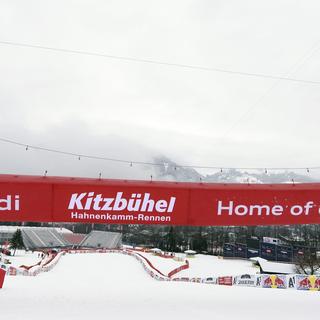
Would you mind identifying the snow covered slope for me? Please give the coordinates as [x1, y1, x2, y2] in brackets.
[1, 253, 319, 320]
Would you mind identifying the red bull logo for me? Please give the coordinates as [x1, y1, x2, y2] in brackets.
[262, 275, 286, 289]
[297, 275, 320, 291]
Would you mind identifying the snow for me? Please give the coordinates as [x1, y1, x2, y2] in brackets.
[137, 251, 185, 275]
[178, 255, 258, 278]
[1, 250, 41, 269]
[0, 226, 72, 234]
[138, 252, 258, 278]
[1, 252, 318, 320]
[254, 257, 295, 274]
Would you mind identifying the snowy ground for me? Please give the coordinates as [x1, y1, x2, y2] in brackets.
[137, 251, 186, 275]
[0, 250, 41, 268]
[178, 254, 258, 278]
[0, 253, 318, 320]
[138, 251, 258, 277]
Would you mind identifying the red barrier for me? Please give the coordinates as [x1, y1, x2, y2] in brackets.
[129, 251, 167, 277]
[168, 260, 189, 278]
[19, 261, 41, 270]
[1, 174, 320, 226]
[0, 268, 5, 288]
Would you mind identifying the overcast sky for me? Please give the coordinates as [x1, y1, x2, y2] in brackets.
[0, 0, 320, 180]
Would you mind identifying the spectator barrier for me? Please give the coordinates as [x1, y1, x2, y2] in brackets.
[3, 248, 319, 292]
[5, 251, 65, 277]
[168, 260, 189, 278]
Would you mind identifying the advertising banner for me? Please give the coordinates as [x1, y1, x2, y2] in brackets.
[233, 274, 257, 287]
[296, 275, 320, 291]
[218, 276, 233, 286]
[2, 174, 320, 226]
[262, 274, 287, 289]
[202, 277, 217, 284]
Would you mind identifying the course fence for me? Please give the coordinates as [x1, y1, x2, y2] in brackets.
[2, 249, 319, 291]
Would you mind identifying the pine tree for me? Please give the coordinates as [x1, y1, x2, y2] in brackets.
[10, 229, 25, 256]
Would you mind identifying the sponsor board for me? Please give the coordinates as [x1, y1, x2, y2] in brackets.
[296, 275, 320, 291]
[262, 275, 287, 289]
[287, 275, 296, 289]
[218, 276, 233, 286]
[202, 277, 217, 284]
[233, 274, 257, 287]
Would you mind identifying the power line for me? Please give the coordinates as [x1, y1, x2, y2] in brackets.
[0, 40, 320, 85]
[217, 39, 320, 142]
[0, 137, 319, 172]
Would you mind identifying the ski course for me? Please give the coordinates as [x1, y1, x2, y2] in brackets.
[0, 253, 319, 320]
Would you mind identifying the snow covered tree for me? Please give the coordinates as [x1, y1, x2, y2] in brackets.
[295, 248, 320, 275]
[10, 229, 25, 255]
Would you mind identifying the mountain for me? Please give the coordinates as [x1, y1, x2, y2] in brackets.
[153, 156, 315, 184]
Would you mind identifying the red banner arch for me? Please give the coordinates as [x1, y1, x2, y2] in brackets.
[1, 174, 320, 226]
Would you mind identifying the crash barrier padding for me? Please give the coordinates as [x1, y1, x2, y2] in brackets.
[153, 254, 174, 259]
[19, 261, 41, 270]
[19, 251, 58, 271]
[129, 250, 189, 277]
[126, 250, 167, 277]
[168, 260, 189, 278]
[130, 248, 151, 253]
[173, 256, 185, 262]
[0, 268, 6, 288]
[131, 248, 175, 259]
[6, 252, 65, 277]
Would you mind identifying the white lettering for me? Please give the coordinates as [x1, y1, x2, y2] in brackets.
[0, 195, 20, 211]
[155, 200, 168, 213]
[101, 198, 114, 211]
[93, 194, 103, 210]
[67, 192, 177, 214]
[141, 193, 155, 212]
[291, 205, 304, 216]
[217, 201, 284, 217]
[113, 192, 127, 211]
[271, 205, 283, 216]
[249, 205, 271, 216]
[235, 205, 248, 216]
[0, 195, 11, 210]
[217, 201, 233, 216]
[68, 193, 87, 210]
[167, 197, 176, 213]
[304, 201, 314, 215]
